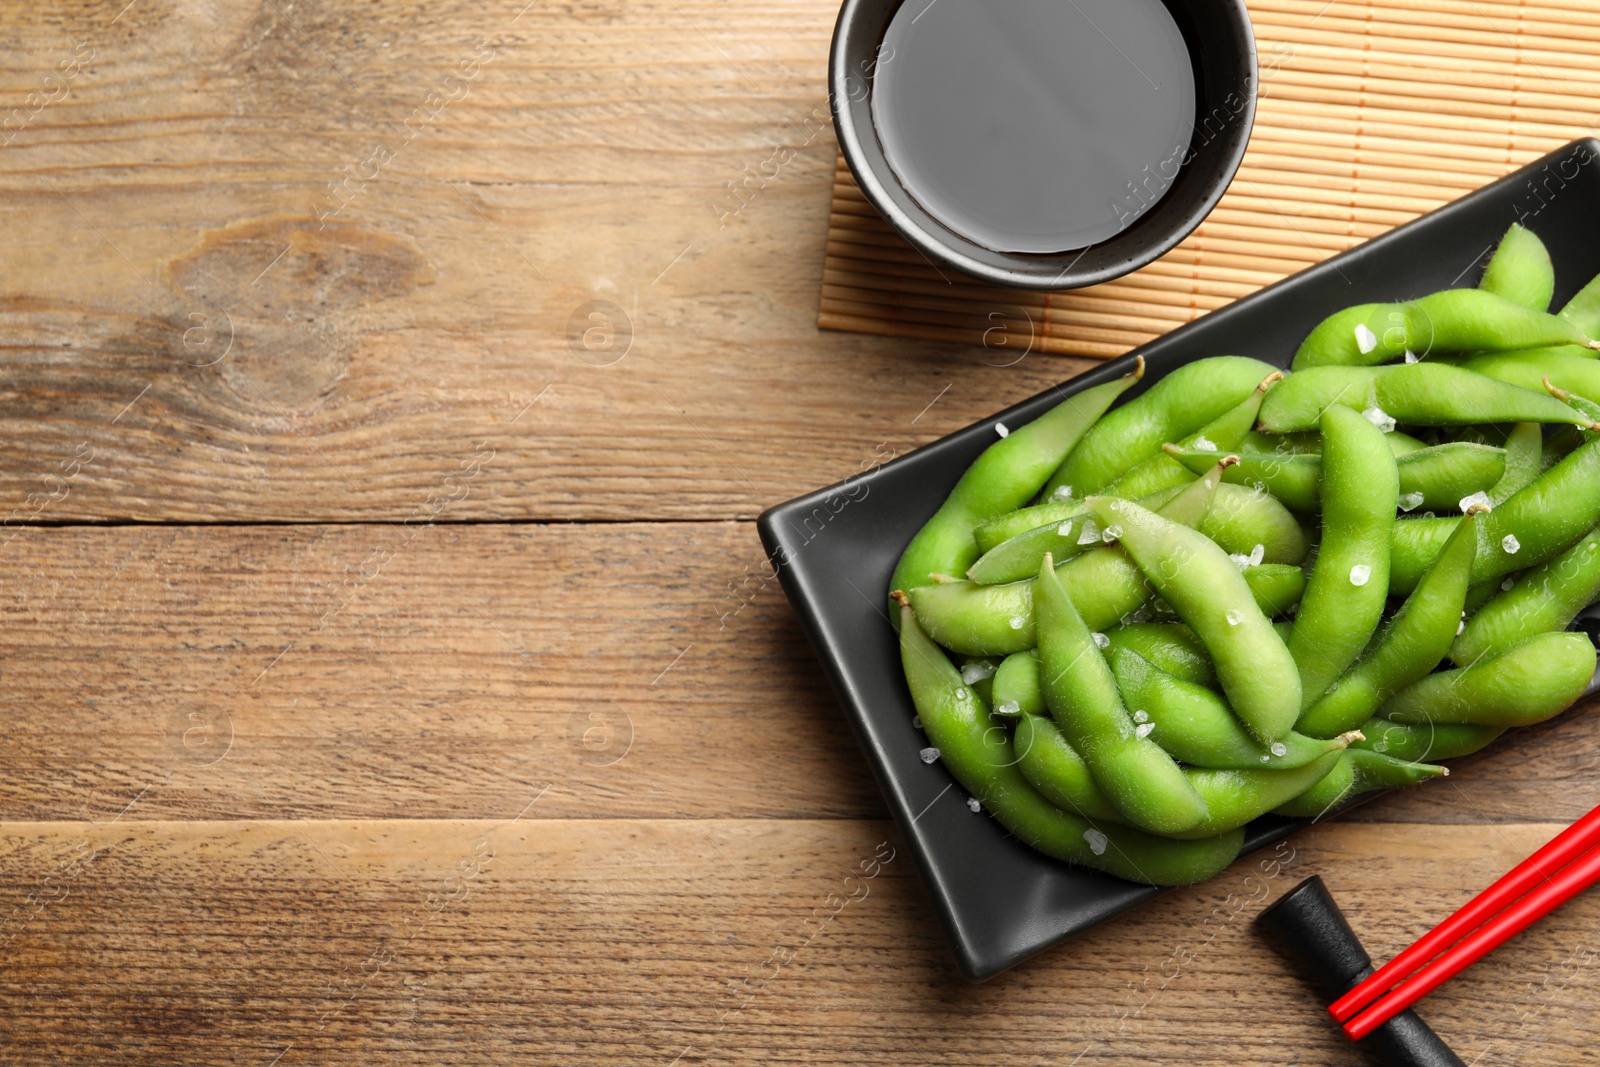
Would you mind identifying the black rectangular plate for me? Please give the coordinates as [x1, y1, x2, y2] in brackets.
[758, 139, 1600, 982]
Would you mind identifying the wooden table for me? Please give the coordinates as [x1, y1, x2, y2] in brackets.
[3, 2, 1598, 1063]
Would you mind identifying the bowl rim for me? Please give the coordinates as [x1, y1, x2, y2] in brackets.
[828, 0, 1259, 291]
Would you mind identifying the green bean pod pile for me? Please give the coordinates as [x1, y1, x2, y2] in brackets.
[888, 223, 1600, 887]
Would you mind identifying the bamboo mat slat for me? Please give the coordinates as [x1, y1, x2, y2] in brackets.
[817, 0, 1600, 358]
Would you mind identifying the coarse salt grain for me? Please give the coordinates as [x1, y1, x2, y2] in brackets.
[1355, 323, 1379, 354]
[919, 747, 940, 764]
[1362, 406, 1397, 433]
[1503, 534, 1522, 555]
[1083, 829, 1108, 856]
[1349, 564, 1372, 586]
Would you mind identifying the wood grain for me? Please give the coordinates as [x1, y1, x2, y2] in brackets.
[3, 1, 1598, 1064]
[2, 818, 1598, 1066]
[0, 0, 1073, 523]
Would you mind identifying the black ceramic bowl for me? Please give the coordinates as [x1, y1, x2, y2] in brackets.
[830, 0, 1257, 290]
[760, 141, 1600, 980]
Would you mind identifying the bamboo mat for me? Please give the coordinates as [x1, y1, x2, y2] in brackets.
[820, 0, 1600, 359]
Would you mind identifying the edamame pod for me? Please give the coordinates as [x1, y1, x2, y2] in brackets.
[1017, 713, 1354, 839]
[1165, 442, 1505, 515]
[991, 650, 1043, 717]
[972, 482, 1184, 552]
[895, 595, 1244, 885]
[968, 483, 1196, 586]
[1086, 495, 1302, 741]
[1257, 364, 1593, 434]
[1043, 356, 1277, 499]
[1488, 422, 1542, 505]
[1352, 717, 1505, 762]
[1036, 553, 1209, 834]
[1272, 749, 1448, 818]
[1480, 222, 1555, 311]
[1384, 631, 1597, 727]
[908, 465, 1224, 653]
[1561, 269, 1600, 339]
[1109, 646, 1350, 770]
[1198, 483, 1310, 565]
[1100, 371, 1280, 501]
[1015, 713, 1136, 825]
[1288, 406, 1398, 709]
[1104, 622, 1217, 688]
[1291, 288, 1598, 369]
[1167, 747, 1353, 839]
[1464, 347, 1600, 404]
[1238, 564, 1307, 619]
[1452, 527, 1600, 666]
[1296, 508, 1483, 739]
[890, 363, 1143, 607]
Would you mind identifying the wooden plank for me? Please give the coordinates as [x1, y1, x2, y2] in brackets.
[0, 522, 884, 821]
[1, 817, 1597, 1065]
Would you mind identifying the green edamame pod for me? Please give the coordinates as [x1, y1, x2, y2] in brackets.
[991, 650, 1043, 717]
[1288, 406, 1398, 709]
[1036, 553, 1209, 834]
[1384, 631, 1597, 727]
[909, 465, 1224, 653]
[1257, 364, 1592, 434]
[1101, 370, 1280, 501]
[1198, 483, 1310, 564]
[1239, 564, 1307, 619]
[968, 485, 1189, 585]
[1464, 347, 1600, 405]
[1104, 622, 1216, 688]
[1452, 527, 1600, 666]
[1109, 646, 1350, 770]
[1043, 356, 1277, 499]
[1470, 430, 1600, 588]
[895, 595, 1244, 885]
[1390, 517, 1458, 596]
[1488, 422, 1541, 505]
[1291, 288, 1598, 369]
[1561, 269, 1600, 339]
[1167, 747, 1352, 839]
[1017, 713, 1353, 839]
[1166, 442, 1505, 515]
[972, 482, 1183, 553]
[1272, 749, 1448, 818]
[1086, 495, 1302, 741]
[889, 362, 1144, 607]
[1480, 222, 1555, 311]
[1353, 717, 1505, 762]
[1015, 713, 1135, 825]
[1296, 508, 1483, 739]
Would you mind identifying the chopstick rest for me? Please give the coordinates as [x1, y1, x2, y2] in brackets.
[1256, 876, 1464, 1067]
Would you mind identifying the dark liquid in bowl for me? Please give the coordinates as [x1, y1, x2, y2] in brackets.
[871, 0, 1197, 254]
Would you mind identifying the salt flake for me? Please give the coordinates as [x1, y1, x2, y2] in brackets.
[995, 422, 1010, 438]
[1459, 491, 1491, 513]
[1362, 406, 1397, 433]
[1399, 491, 1426, 512]
[1193, 435, 1218, 452]
[1083, 828, 1109, 856]
[919, 747, 940, 764]
[1502, 534, 1522, 555]
[1349, 564, 1372, 586]
[1355, 323, 1379, 354]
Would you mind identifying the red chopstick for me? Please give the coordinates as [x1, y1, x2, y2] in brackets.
[1331, 802, 1600, 1024]
[1344, 841, 1600, 1040]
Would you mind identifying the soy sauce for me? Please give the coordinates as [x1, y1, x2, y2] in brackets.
[871, 0, 1196, 254]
